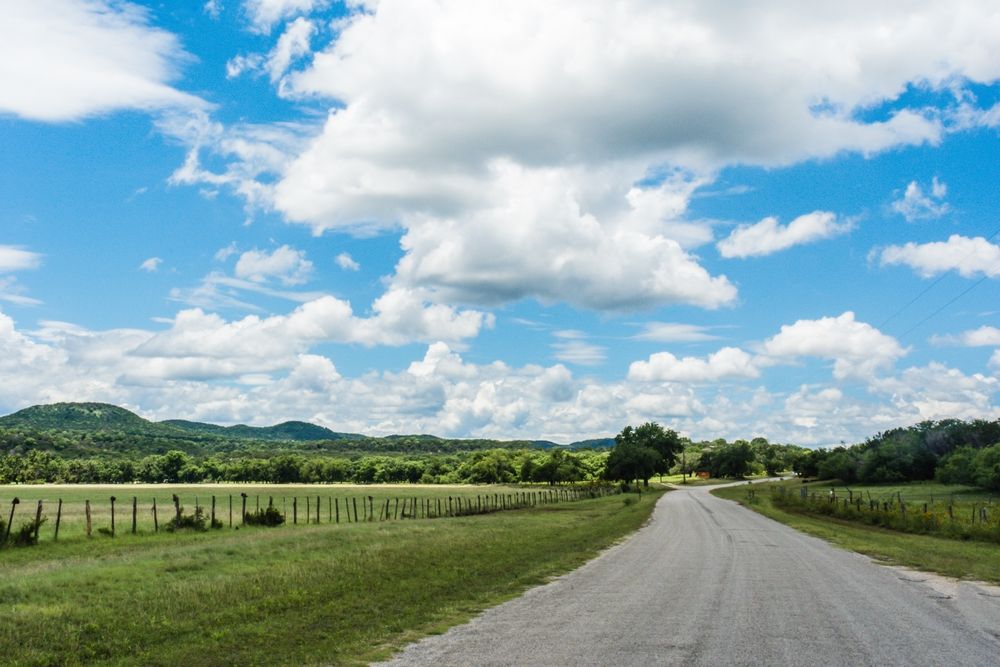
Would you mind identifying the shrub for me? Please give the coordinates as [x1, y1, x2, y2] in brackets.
[243, 505, 285, 527]
[11, 517, 45, 547]
[164, 506, 221, 532]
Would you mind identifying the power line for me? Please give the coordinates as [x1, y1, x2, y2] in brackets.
[879, 225, 1000, 337]
[897, 273, 991, 341]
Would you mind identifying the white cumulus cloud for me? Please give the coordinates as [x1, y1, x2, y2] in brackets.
[891, 177, 949, 222]
[717, 211, 853, 258]
[234, 245, 314, 285]
[931, 326, 1000, 348]
[879, 235, 1000, 278]
[171, 1, 1000, 313]
[0, 0, 204, 122]
[760, 311, 906, 379]
[139, 257, 163, 272]
[629, 347, 759, 383]
[243, 0, 326, 32]
[335, 252, 360, 271]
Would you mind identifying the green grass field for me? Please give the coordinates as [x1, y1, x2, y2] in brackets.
[0, 486, 663, 665]
[713, 481, 1000, 583]
[0, 483, 566, 541]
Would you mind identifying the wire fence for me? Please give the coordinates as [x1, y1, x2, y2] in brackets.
[0, 484, 619, 547]
[754, 485, 1000, 544]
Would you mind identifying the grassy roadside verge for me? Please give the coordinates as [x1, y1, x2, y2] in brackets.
[712, 482, 1000, 584]
[0, 489, 663, 665]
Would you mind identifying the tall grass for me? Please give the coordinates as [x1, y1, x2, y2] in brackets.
[768, 483, 1000, 543]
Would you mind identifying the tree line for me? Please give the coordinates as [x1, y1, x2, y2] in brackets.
[0, 448, 610, 485]
[0, 421, 814, 486]
[790, 419, 1000, 490]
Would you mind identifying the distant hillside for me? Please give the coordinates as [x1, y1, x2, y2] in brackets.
[569, 438, 616, 450]
[0, 402, 176, 435]
[0, 402, 361, 442]
[161, 419, 361, 441]
[0, 402, 615, 458]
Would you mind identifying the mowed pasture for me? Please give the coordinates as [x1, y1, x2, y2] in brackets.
[0, 483, 578, 542]
[0, 487, 661, 665]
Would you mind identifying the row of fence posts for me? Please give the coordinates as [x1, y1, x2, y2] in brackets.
[2, 486, 609, 545]
[773, 486, 997, 526]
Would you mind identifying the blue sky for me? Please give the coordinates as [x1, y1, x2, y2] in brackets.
[2, 0, 1000, 444]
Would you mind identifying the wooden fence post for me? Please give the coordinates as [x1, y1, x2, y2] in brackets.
[152, 498, 159, 532]
[172, 494, 181, 523]
[228, 495, 232, 528]
[211, 496, 216, 527]
[4, 497, 17, 543]
[110, 496, 117, 537]
[33, 500, 43, 542]
[293, 497, 298, 525]
[335, 498, 340, 523]
[85, 499, 92, 538]
[352, 497, 359, 523]
[240, 493, 248, 525]
[54, 498, 63, 541]
[132, 496, 138, 534]
[394, 498, 400, 520]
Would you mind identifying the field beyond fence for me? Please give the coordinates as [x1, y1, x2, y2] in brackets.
[752, 483, 1000, 544]
[0, 483, 616, 546]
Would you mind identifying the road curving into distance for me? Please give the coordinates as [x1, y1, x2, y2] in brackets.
[380, 482, 1000, 666]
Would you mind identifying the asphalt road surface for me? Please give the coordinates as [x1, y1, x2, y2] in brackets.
[380, 483, 1000, 666]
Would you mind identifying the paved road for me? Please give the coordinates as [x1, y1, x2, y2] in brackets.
[381, 484, 1000, 666]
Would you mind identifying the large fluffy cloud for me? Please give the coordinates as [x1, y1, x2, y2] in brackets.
[174, 0, 1000, 312]
[0, 0, 204, 122]
[760, 311, 907, 379]
[390, 164, 736, 310]
[628, 347, 759, 383]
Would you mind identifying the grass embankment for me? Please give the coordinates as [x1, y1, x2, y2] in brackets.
[713, 480, 1000, 584]
[0, 487, 663, 665]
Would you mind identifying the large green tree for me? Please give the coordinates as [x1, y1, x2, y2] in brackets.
[603, 441, 660, 486]
[604, 422, 682, 485]
[614, 422, 683, 480]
